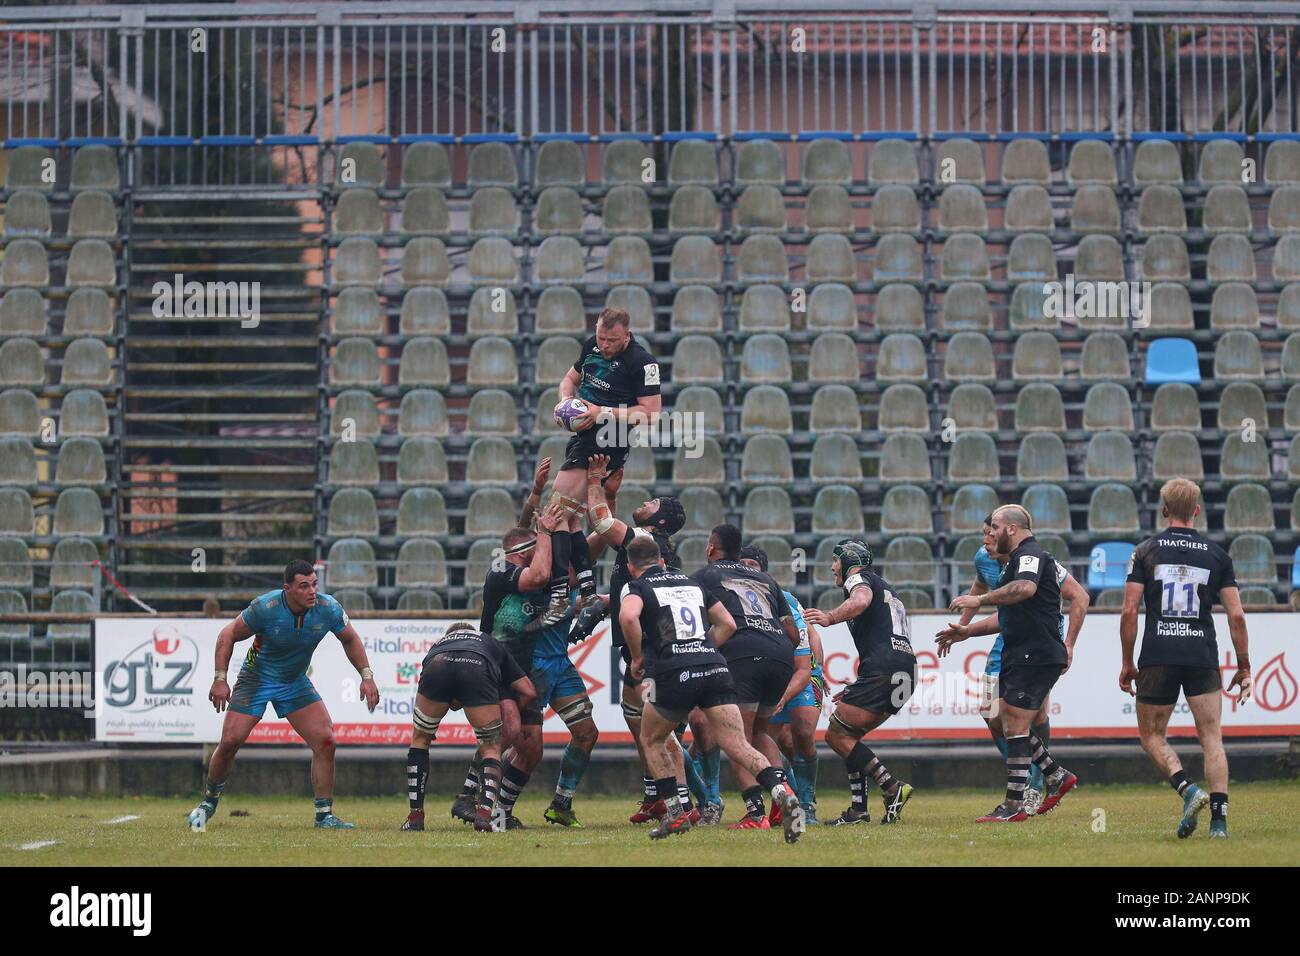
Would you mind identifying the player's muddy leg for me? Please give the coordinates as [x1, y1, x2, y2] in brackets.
[548, 693, 597, 825]
[731, 708, 761, 790]
[1187, 691, 1229, 836]
[704, 704, 802, 842]
[789, 706, 820, 815]
[688, 708, 722, 810]
[828, 703, 910, 823]
[1136, 701, 1181, 776]
[285, 700, 348, 827]
[466, 704, 505, 830]
[623, 680, 659, 818]
[640, 704, 696, 839]
[499, 723, 542, 824]
[404, 694, 450, 831]
[190, 708, 259, 829]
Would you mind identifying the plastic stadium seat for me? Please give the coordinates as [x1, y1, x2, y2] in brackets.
[1142, 235, 1191, 281]
[1134, 140, 1183, 185]
[536, 139, 585, 187]
[398, 287, 450, 337]
[881, 485, 934, 536]
[60, 389, 109, 437]
[61, 338, 113, 387]
[1087, 541, 1135, 590]
[535, 286, 586, 336]
[747, 536, 794, 588]
[737, 235, 789, 284]
[1209, 284, 1259, 330]
[401, 187, 450, 236]
[0, 338, 44, 388]
[51, 537, 99, 589]
[0, 288, 47, 337]
[1068, 140, 1118, 185]
[1012, 332, 1062, 382]
[668, 140, 718, 185]
[1286, 385, 1300, 431]
[741, 434, 794, 484]
[0, 487, 34, 535]
[1085, 431, 1137, 482]
[806, 185, 853, 233]
[668, 185, 720, 234]
[0, 389, 38, 436]
[70, 145, 119, 191]
[1218, 381, 1267, 432]
[939, 234, 990, 283]
[334, 143, 383, 190]
[950, 484, 999, 534]
[938, 184, 988, 234]
[1001, 139, 1050, 184]
[5, 146, 52, 191]
[603, 236, 652, 286]
[534, 237, 586, 285]
[1275, 239, 1300, 285]
[1239, 586, 1278, 607]
[1143, 283, 1193, 332]
[670, 286, 722, 334]
[1265, 141, 1300, 185]
[398, 337, 450, 388]
[602, 140, 650, 185]
[394, 539, 448, 590]
[806, 234, 857, 283]
[679, 487, 725, 533]
[670, 336, 722, 385]
[465, 142, 515, 187]
[947, 432, 999, 483]
[1150, 383, 1200, 432]
[0, 588, 28, 639]
[334, 188, 382, 236]
[737, 139, 785, 186]
[1144, 337, 1198, 384]
[675, 438, 725, 485]
[877, 383, 927, 433]
[397, 436, 448, 485]
[674, 386, 725, 436]
[1213, 331, 1263, 381]
[1004, 185, 1053, 233]
[396, 590, 444, 611]
[936, 138, 985, 185]
[739, 334, 791, 384]
[535, 337, 581, 384]
[1081, 382, 1134, 432]
[742, 486, 795, 535]
[807, 384, 860, 433]
[1230, 535, 1277, 585]
[332, 391, 379, 439]
[871, 185, 921, 233]
[398, 390, 449, 437]
[947, 383, 998, 432]
[327, 488, 379, 538]
[1268, 186, 1300, 233]
[395, 487, 449, 538]
[1137, 185, 1187, 235]
[1207, 234, 1255, 283]
[875, 333, 926, 384]
[465, 437, 517, 485]
[810, 540, 840, 588]
[1203, 185, 1250, 233]
[1074, 235, 1124, 281]
[810, 433, 863, 483]
[874, 234, 924, 283]
[333, 287, 383, 337]
[740, 385, 792, 434]
[54, 438, 105, 486]
[874, 284, 924, 333]
[801, 139, 852, 186]
[1224, 483, 1274, 534]
[49, 589, 96, 640]
[1008, 283, 1054, 331]
[809, 332, 862, 383]
[466, 389, 518, 437]
[672, 535, 708, 576]
[939, 282, 991, 332]
[464, 488, 518, 538]
[0, 437, 36, 487]
[1019, 483, 1070, 534]
[814, 485, 866, 537]
[895, 588, 937, 610]
[605, 286, 655, 334]
[1087, 484, 1139, 536]
[4, 191, 50, 237]
[1070, 185, 1121, 234]
[951, 535, 985, 568]
[401, 142, 451, 189]
[610, 483, 648, 525]
[327, 440, 380, 487]
[868, 139, 919, 185]
[333, 237, 381, 287]
[1152, 431, 1204, 481]
[1014, 383, 1066, 432]
[883, 537, 933, 587]
[944, 332, 995, 384]
[880, 433, 930, 484]
[738, 284, 791, 332]
[802, 284, 855, 334]
[326, 539, 377, 590]
[1, 240, 48, 287]
[603, 185, 652, 234]
[670, 236, 723, 286]
[467, 238, 518, 287]
[465, 337, 518, 388]
[1017, 433, 1067, 482]
[402, 237, 453, 288]
[0, 538, 32, 589]
[1197, 139, 1243, 184]
[1006, 234, 1056, 282]
[533, 186, 582, 235]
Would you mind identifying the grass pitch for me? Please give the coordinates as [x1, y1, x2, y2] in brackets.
[1, 782, 1297, 866]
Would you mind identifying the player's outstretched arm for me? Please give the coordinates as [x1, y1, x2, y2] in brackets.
[954, 578, 1035, 610]
[518, 457, 550, 530]
[1059, 572, 1090, 670]
[1219, 586, 1252, 702]
[336, 623, 380, 712]
[585, 453, 629, 548]
[209, 613, 254, 712]
[935, 611, 999, 657]
[804, 585, 872, 628]
[517, 505, 559, 591]
[958, 579, 989, 626]
[1118, 581, 1144, 695]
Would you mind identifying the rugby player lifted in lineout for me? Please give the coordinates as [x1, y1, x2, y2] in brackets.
[539, 307, 661, 624]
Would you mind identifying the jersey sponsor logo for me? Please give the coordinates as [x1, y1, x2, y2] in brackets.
[1018, 555, 1040, 575]
[1155, 620, 1206, 637]
[644, 362, 660, 386]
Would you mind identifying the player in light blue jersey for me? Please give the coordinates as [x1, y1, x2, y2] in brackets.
[188, 560, 379, 831]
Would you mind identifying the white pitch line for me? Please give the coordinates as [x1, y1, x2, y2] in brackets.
[101, 815, 141, 825]
[18, 840, 60, 851]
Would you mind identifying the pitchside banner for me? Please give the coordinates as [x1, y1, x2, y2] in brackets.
[94, 613, 1299, 744]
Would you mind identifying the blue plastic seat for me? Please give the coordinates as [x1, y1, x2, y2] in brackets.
[1144, 338, 1200, 385]
[1292, 546, 1300, 589]
[1088, 541, 1135, 590]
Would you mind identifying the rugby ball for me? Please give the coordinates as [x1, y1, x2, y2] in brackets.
[553, 397, 590, 432]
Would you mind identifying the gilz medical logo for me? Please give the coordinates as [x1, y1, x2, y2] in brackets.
[102, 625, 200, 712]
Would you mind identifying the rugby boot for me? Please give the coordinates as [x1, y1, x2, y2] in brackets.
[1177, 786, 1210, 839]
[1022, 788, 1043, 816]
[314, 813, 355, 829]
[568, 598, 609, 644]
[825, 805, 870, 826]
[504, 814, 527, 830]
[473, 807, 495, 832]
[1209, 819, 1228, 838]
[880, 782, 914, 824]
[187, 801, 216, 831]
[728, 812, 771, 830]
[400, 810, 425, 832]
[1036, 770, 1078, 815]
[649, 808, 693, 840]
[803, 804, 819, 825]
[697, 803, 725, 826]
[451, 793, 477, 825]
[629, 799, 667, 824]
[544, 803, 583, 828]
[976, 801, 1029, 823]
[767, 801, 783, 827]
[773, 784, 804, 844]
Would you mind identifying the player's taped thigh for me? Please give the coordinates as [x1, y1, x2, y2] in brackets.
[556, 695, 594, 728]
[545, 491, 585, 518]
[412, 707, 442, 739]
[828, 710, 868, 740]
[474, 718, 504, 745]
[621, 698, 643, 721]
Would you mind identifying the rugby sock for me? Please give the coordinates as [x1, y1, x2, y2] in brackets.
[460, 756, 482, 798]
[756, 765, 788, 805]
[990, 733, 1009, 759]
[314, 797, 333, 823]
[655, 777, 681, 813]
[792, 754, 818, 808]
[548, 531, 572, 605]
[1005, 735, 1032, 806]
[497, 764, 531, 816]
[642, 775, 656, 803]
[1169, 770, 1194, 798]
[1210, 792, 1228, 823]
[1028, 733, 1063, 783]
[846, 743, 898, 796]
[848, 771, 867, 811]
[1028, 720, 1051, 790]
[202, 777, 226, 811]
[676, 782, 694, 813]
[406, 748, 429, 811]
[570, 531, 597, 598]
[479, 758, 503, 815]
[553, 742, 591, 808]
[699, 747, 722, 805]
[782, 757, 797, 792]
[682, 751, 707, 806]
[741, 785, 766, 819]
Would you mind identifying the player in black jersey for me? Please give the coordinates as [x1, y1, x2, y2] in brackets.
[619, 536, 804, 843]
[402, 622, 536, 832]
[692, 524, 802, 829]
[580, 453, 700, 824]
[535, 307, 663, 626]
[804, 539, 917, 826]
[947, 506, 1079, 823]
[1120, 478, 1252, 839]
